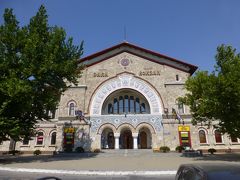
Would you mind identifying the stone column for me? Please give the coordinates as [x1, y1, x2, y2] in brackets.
[114, 133, 120, 149]
[132, 133, 139, 149]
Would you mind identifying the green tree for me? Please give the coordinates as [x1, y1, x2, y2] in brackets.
[181, 45, 240, 138]
[0, 5, 83, 143]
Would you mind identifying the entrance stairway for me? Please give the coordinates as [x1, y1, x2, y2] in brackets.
[101, 149, 153, 156]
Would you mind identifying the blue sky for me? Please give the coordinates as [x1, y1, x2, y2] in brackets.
[1, 0, 240, 72]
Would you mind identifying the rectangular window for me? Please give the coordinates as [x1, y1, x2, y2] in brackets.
[178, 102, 184, 114]
[129, 96, 134, 113]
[119, 96, 124, 114]
[124, 96, 129, 113]
[36, 132, 44, 145]
[113, 98, 118, 114]
[22, 138, 29, 145]
[231, 136, 238, 143]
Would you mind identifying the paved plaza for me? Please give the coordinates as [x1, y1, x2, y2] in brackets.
[1, 150, 240, 171]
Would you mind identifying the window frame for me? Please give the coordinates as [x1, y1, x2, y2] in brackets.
[22, 137, 30, 146]
[214, 130, 224, 144]
[198, 128, 208, 145]
[50, 131, 57, 146]
[177, 101, 185, 114]
[35, 131, 45, 146]
[230, 136, 240, 144]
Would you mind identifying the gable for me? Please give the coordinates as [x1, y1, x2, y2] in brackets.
[79, 42, 198, 75]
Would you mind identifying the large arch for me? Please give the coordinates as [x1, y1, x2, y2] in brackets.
[97, 123, 117, 135]
[136, 123, 156, 134]
[89, 73, 163, 116]
[116, 123, 136, 134]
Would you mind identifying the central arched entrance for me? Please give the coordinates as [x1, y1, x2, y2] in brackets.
[120, 129, 133, 149]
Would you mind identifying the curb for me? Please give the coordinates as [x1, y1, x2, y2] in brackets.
[0, 167, 177, 176]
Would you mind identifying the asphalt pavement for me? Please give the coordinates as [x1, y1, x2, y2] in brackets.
[0, 149, 240, 180]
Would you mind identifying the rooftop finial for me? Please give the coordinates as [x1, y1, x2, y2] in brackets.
[124, 25, 127, 42]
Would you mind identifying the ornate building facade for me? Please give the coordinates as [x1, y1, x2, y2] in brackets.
[1, 42, 240, 153]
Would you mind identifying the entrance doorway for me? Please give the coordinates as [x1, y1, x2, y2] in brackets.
[138, 127, 152, 149]
[139, 131, 147, 149]
[101, 128, 115, 149]
[120, 129, 133, 149]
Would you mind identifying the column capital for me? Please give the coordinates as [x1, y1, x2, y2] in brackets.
[114, 133, 120, 138]
[132, 133, 139, 138]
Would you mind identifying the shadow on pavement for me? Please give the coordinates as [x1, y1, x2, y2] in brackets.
[0, 152, 101, 164]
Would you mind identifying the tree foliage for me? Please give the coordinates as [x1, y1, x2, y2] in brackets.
[0, 5, 83, 142]
[181, 45, 240, 138]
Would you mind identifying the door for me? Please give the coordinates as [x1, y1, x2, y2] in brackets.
[122, 130, 133, 149]
[107, 132, 115, 149]
[140, 131, 147, 149]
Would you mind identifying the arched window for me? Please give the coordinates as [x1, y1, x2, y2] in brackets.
[36, 131, 44, 145]
[231, 136, 238, 143]
[124, 95, 129, 113]
[102, 90, 150, 115]
[69, 102, 75, 116]
[50, 132, 57, 145]
[129, 96, 135, 113]
[113, 98, 118, 114]
[141, 103, 146, 113]
[108, 103, 113, 114]
[199, 130, 207, 144]
[119, 96, 124, 114]
[214, 130, 223, 143]
[135, 98, 140, 113]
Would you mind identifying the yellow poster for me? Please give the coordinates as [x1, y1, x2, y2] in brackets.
[64, 127, 75, 133]
[178, 125, 190, 132]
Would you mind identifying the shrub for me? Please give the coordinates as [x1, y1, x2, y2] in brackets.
[175, 145, 185, 153]
[33, 149, 41, 156]
[160, 146, 170, 153]
[75, 147, 85, 153]
[208, 148, 216, 154]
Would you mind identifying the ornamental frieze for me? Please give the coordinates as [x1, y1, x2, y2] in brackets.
[89, 115, 163, 133]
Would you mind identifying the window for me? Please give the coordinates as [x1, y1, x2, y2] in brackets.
[36, 131, 44, 145]
[124, 95, 129, 113]
[108, 103, 113, 114]
[103, 92, 150, 115]
[176, 75, 179, 81]
[231, 136, 238, 143]
[119, 96, 124, 114]
[113, 98, 118, 114]
[69, 102, 75, 116]
[129, 96, 135, 113]
[199, 130, 207, 144]
[214, 130, 223, 143]
[22, 137, 29, 145]
[177, 101, 184, 114]
[51, 132, 57, 145]
[141, 103, 146, 113]
[135, 98, 140, 113]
